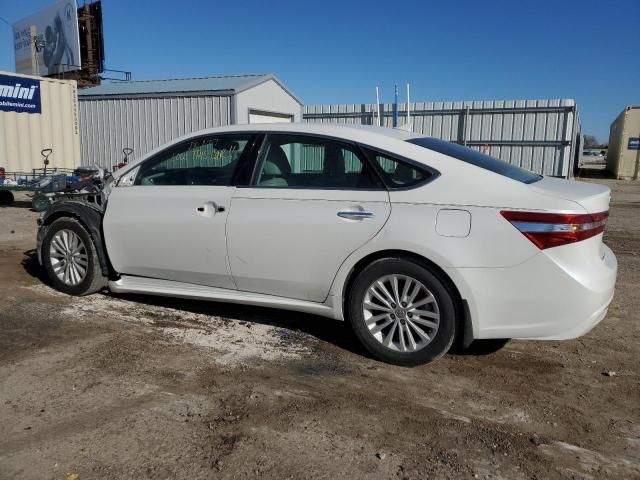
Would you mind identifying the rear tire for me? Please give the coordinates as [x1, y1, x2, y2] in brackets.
[42, 217, 107, 296]
[347, 258, 457, 366]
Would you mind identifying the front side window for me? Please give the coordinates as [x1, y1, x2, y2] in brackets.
[135, 135, 254, 186]
[253, 134, 382, 189]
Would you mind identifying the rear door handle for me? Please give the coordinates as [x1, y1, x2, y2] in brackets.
[337, 210, 376, 220]
[196, 203, 226, 215]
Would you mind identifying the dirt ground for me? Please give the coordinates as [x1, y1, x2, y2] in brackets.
[0, 181, 639, 480]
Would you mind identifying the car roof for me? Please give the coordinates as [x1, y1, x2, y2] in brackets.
[179, 122, 421, 140]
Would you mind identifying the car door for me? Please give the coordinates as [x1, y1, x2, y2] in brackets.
[226, 133, 391, 302]
[103, 133, 258, 289]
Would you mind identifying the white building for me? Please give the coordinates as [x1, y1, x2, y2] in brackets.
[78, 74, 302, 169]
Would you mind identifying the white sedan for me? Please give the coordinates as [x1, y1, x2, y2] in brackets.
[36, 123, 617, 365]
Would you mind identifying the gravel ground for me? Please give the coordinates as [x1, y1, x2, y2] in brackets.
[0, 183, 639, 480]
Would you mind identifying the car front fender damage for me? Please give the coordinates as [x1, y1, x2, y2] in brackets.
[37, 201, 113, 278]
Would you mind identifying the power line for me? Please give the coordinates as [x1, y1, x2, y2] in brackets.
[0, 15, 12, 27]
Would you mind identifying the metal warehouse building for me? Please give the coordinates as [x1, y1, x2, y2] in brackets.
[78, 74, 302, 169]
[304, 99, 581, 178]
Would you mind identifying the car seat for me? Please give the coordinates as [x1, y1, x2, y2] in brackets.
[259, 145, 291, 187]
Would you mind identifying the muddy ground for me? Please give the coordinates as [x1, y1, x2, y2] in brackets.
[0, 181, 638, 480]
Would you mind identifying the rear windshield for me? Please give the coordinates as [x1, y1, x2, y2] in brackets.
[407, 137, 542, 184]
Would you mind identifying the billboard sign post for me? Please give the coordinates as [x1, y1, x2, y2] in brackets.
[13, 1, 81, 77]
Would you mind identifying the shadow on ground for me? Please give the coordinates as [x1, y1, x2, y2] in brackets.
[20, 249, 368, 359]
[21, 249, 51, 285]
[575, 167, 613, 179]
[0, 200, 33, 209]
[21, 249, 505, 360]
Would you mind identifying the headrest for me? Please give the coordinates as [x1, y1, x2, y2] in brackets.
[263, 160, 282, 176]
[264, 145, 291, 175]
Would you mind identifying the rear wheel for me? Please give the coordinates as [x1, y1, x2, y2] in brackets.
[42, 218, 107, 295]
[347, 258, 457, 366]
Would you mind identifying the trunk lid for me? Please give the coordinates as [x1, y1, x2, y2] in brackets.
[529, 177, 611, 213]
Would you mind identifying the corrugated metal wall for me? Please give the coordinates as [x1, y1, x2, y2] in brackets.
[304, 99, 580, 178]
[0, 72, 81, 172]
[79, 95, 232, 169]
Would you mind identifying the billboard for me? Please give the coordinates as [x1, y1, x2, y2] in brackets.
[13, 1, 81, 76]
[0, 73, 42, 114]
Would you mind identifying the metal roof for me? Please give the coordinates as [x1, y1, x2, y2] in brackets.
[78, 73, 301, 103]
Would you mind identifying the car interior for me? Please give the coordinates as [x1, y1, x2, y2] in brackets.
[257, 141, 380, 189]
[133, 134, 429, 189]
[136, 139, 246, 186]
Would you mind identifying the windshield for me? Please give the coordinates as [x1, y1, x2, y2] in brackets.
[407, 137, 542, 184]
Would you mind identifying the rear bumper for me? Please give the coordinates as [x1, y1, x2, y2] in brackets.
[530, 293, 612, 340]
[448, 239, 617, 340]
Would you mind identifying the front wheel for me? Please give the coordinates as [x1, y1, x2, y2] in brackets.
[347, 258, 457, 366]
[42, 217, 107, 295]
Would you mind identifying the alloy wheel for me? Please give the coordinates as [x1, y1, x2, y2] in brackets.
[49, 229, 89, 286]
[362, 274, 440, 352]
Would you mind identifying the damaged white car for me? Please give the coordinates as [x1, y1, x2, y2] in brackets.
[37, 123, 617, 365]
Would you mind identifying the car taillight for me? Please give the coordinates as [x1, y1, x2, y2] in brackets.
[500, 210, 609, 250]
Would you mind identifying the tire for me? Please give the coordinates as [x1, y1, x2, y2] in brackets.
[0, 190, 14, 205]
[347, 258, 457, 366]
[42, 217, 107, 296]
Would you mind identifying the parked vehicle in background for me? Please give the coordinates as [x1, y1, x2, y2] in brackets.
[582, 149, 605, 158]
[35, 124, 617, 365]
[580, 149, 608, 171]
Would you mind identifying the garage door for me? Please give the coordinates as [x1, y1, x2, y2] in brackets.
[248, 110, 294, 124]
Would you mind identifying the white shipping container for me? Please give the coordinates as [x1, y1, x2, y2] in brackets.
[0, 71, 81, 173]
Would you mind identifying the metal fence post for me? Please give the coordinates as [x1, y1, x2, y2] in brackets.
[457, 106, 470, 145]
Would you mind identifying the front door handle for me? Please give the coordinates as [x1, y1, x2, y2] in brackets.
[337, 210, 376, 220]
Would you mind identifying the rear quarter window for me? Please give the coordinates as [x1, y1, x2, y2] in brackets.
[407, 137, 542, 184]
[361, 148, 434, 189]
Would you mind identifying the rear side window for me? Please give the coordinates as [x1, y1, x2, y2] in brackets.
[253, 134, 382, 189]
[407, 137, 542, 184]
[364, 149, 432, 189]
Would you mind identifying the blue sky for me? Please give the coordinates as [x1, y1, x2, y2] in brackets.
[1, 0, 639, 142]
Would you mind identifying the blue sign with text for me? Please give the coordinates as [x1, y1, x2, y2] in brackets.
[0, 73, 42, 114]
[628, 138, 640, 150]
